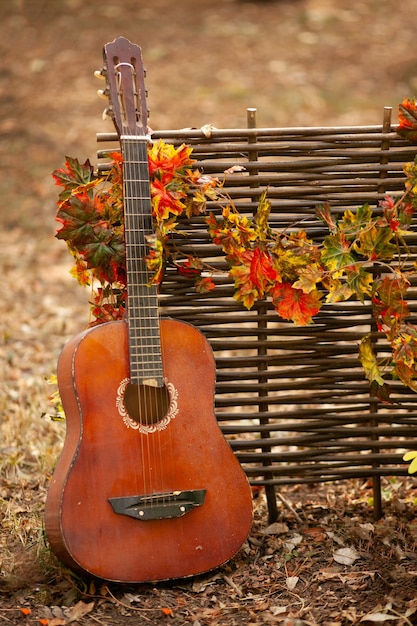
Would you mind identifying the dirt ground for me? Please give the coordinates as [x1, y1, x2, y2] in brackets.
[2, 0, 417, 624]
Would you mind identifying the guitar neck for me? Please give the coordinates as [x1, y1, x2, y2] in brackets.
[122, 137, 163, 387]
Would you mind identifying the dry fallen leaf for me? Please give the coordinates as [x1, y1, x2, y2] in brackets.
[333, 547, 360, 566]
[262, 522, 289, 535]
[66, 601, 94, 623]
[360, 611, 401, 622]
[286, 575, 299, 590]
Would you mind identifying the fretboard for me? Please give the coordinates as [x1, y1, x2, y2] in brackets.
[121, 136, 163, 387]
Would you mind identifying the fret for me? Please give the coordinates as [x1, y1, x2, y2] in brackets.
[128, 324, 160, 331]
[130, 360, 163, 367]
[128, 320, 161, 327]
[129, 331, 160, 339]
[129, 350, 163, 358]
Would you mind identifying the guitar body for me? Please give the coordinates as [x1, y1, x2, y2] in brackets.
[45, 318, 253, 582]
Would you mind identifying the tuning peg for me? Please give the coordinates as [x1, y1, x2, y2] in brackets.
[102, 108, 112, 121]
[97, 88, 109, 100]
[94, 69, 106, 80]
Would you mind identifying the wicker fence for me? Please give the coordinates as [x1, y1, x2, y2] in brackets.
[97, 107, 417, 520]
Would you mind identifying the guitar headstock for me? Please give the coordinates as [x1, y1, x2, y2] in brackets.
[100, 36, 148, 138]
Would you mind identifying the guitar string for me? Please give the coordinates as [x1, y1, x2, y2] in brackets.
[117, 57, 172, 513]
[124, 133, 166, 504]
[124, 136, 149, 499]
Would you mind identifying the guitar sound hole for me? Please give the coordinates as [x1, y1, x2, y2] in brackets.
[123, 382, 170, 426]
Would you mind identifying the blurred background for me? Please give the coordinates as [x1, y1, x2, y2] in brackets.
[2, 0, 417, 234]
[1, 0, 417, 445]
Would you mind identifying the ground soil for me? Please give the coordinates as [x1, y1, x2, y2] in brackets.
[2, 0, 417, 624]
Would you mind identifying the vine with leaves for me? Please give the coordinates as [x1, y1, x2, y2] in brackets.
[53, 99, 417, 401]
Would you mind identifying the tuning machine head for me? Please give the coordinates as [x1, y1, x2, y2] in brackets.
[102, 107, 112, 121]
[97, 88, 109, 100]
[94, 69, 106, 80]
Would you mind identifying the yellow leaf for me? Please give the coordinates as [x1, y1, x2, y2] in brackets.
[358, 335, 385, 386]
[403, 451, 417, 474]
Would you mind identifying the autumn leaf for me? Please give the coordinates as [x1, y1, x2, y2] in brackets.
[250, 246, 280, 292]
[82, 231, 124, 270]
[393, 360, 417, 393]
[354, 225, 396, 261]
[56, 193, 99, 245]
[69, 257, 91, 287]
[161, 607, 174, 616]
[292, 263, 324, 293]
[391, 327, 417, 368]
[52, 156, 95, 200]
[397, 97, 417, 143]
[230, 248, 278, 309]
[316, 202, 337, 233]
[403, 158, 417, 194]
[345, 266, 373, 302]
[67, 601, 95, 623]
[372, 276, 409, 331]
[358, 335, 385, 386]
[333, 547, 360, 566]
[370, 379, 392, 404]
[321, 233, 355, 274]
[224, 206, 258, 252]
[151, 177, 186, 220]
[324, 278, 353, 303]
[206, 208, 256, 258]
[148, 139, 194, 178]
[195, 276, 216, 293]
[254, 192, 272, 241]
[403, 450, 417, 474]
[272, 283, 322, 325]
[145, 234, 166, 285]
[20, 608, 31, 616]
[273, 238, 317, 284]
[340, 204, 374, 239]
[176, 256, 203, 278]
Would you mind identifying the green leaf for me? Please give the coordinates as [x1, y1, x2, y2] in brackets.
[353, 225, 396, 261]
[52, 157, 96, 201]
[339, 204, 373, 239]
[321, 233, 355, 273]
[56, 195, 98, 245]
[346, 266, 373, 302]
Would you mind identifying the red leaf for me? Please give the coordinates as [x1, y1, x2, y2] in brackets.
[272, 283, 322, 325]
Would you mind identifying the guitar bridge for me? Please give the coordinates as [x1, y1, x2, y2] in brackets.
[108, 489, 206, 521]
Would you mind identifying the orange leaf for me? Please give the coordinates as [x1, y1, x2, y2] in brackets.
[20, 608, 32, 616]
[272, 283, 322, 325]
[39, 619, 49, 625]
[161, 607, 173, 616]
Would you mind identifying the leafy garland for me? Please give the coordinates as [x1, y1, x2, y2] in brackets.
[53, 99, 417, 400]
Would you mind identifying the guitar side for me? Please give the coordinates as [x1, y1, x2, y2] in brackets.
[45, 318, 253, 582]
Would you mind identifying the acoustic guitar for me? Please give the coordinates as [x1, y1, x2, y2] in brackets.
[45, 36, 253, 583]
